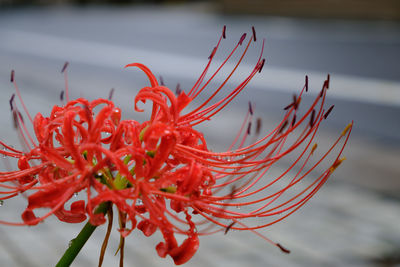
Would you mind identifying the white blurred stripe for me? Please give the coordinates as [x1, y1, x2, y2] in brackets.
[2, 29, 400, 106]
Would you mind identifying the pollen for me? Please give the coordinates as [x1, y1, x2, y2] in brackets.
[342, 122, 353, 136]
[330, 157, 346, 173]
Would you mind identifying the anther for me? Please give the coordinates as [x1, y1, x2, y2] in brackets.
[17, 111, 24, 123]
[292, 94, 298, 110]
[319, 87, 325, 97]
[10, 70, 15, 82]
[324, 105, 334, 119]
[238, 33, 247, 45]
[252, 26, 257, 42]
[60, 90, 64, 101]
[12, 110, 19, 129]
[176, 83, 182, 95]
[305, 75, 308, 92]
[341, 123, 352, 136]
[291, 114, 297, 127]
[247, 121, 252, 135]
[224, 222, 236, 235]
[229, 185, 237, 198]
[258, 58, 265, 73]
[208, 46, 217, 59]
[248, 101, 253, 115]
[256, 117, 262, 135]
[309, 109, 315, 127]
[326, 74, 330, 89]
[283, 102, 293, 110]
[108, 88, 115, 100]
[277, 243, 290, 254]
[159, 76, 165, 86]
[9, 94, 15, 111]
[222, 25, 226, 39]
[330, 157, 346, 173]
[279, 120, 288, 133]
[311, 143, 318, 154]
[61, 61, 69, 73]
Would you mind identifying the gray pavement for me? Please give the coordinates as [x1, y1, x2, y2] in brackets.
[0, 3, 400, 267]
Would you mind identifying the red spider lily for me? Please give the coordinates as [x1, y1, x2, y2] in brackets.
[0, 26, 352, 265]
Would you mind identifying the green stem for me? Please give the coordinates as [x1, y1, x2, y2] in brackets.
[55, 202, 110, 267]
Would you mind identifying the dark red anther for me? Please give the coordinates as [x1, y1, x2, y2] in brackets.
[229, 185, 237, 198]
[61, 61, 69, 73]
[60, 90, 64, 101]
[208, 46, 217, 59]
[108, 88, 115, 100]
[159, 76, 165, 86]
[326, 74, 330, 89]
[10, 70, 15, 82]
[224, 222, 236, 235]
[247, 121, 252, 135]
[258, 58, 265, 73]
[309, 109, 316, 127]
[238, 33, 247, 45]
[305, 75, 308, 92]
[283, 102, 294, 110]
[291, 114, 297, 127]
[222, 25, 226, 39]
[9, 94, 15, 111]
[12, 110, 18, 129]
[292, 94, 298, 110]
[256, 117, 262, 134]
[324, 105, 334, 119]
[252, 26, 257, 42]
[319, 87, 325, 97]
[277, 243, 290, 254]
[176, 83, 182, 95]
[279, 120, 288, 133]
[248, 101, 253, 115]
[17, 111, 24, 123]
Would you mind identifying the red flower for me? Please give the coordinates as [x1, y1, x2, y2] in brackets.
[0, 27, 352, 265]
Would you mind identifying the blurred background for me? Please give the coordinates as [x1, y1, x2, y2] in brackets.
[0, 1, 399, 266]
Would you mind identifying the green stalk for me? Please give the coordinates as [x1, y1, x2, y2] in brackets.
[55, 202, 110, 267]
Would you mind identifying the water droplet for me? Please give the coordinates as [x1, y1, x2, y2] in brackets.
[68, 238, 75, 247]
[137, 199, 143, 205]
[73, 192, 78, 197]
[0, 200, 4, 206]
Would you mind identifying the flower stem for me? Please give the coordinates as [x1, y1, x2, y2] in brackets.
[55, 202, 110, 267]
